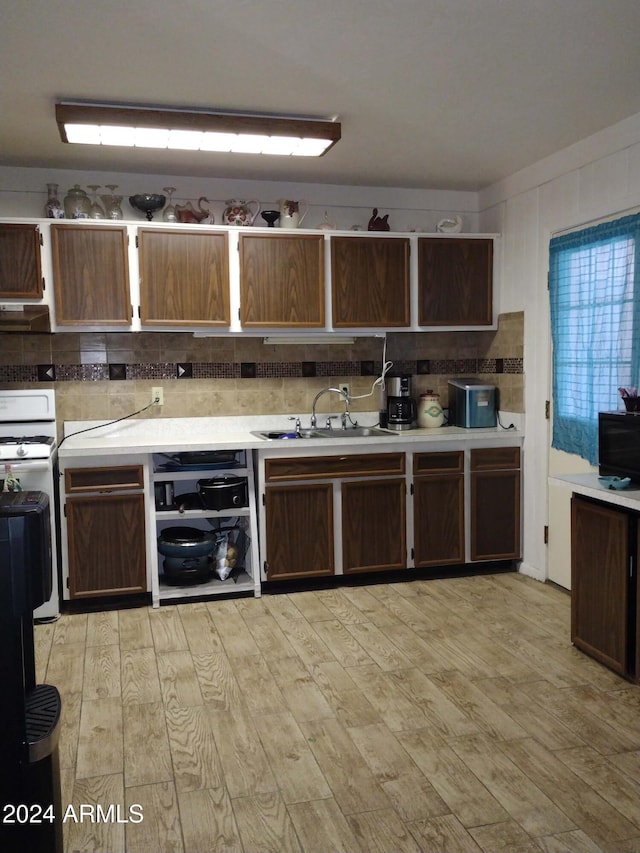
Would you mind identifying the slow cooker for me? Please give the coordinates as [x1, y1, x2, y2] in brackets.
[197, 475, 248, 511]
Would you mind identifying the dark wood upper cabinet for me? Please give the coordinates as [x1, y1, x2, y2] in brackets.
[239, 233, 325, 327]
[331, 235, 410, 327]
[138, 228, 230, 326]
[0, 223, 43, 298]
[51, 223, 131, 325]
[418, 237, 493, 325]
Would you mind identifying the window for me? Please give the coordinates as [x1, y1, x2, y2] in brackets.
[549, 213, 640, 464]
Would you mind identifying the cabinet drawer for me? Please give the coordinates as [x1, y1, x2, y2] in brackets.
[265, 452, 405, 482]
[413, 450, 464, 475]
[470, 447, 520, 471]
[65, 465, 145, 492]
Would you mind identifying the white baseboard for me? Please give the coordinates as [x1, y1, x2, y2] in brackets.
[517, 561, 546, 582]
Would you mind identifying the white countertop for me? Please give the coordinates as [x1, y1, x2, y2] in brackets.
[549, 472, 640, 511]
[59, 412, 523, 458]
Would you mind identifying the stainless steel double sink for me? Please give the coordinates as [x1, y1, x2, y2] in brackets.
[252, 426, 399, 441]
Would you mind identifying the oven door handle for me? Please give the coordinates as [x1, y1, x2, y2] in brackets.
[1, 460, 53, 474]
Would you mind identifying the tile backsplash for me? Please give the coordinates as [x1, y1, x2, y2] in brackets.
[0, 312, 523, 426]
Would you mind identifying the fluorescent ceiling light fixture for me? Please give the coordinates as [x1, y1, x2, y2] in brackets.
[56, 102, 341, 156]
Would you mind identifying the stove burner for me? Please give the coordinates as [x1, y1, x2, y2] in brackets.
[0, 436, 54, 446]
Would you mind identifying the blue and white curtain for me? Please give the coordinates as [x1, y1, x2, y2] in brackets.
[549, 213, 640, 464]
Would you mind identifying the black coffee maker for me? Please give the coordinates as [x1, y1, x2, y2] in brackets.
[385, 375, 416, 430]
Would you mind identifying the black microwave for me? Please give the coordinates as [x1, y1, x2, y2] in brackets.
[598, 411, 640, 482]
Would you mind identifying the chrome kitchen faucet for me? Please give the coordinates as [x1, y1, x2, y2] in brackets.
[310, 387, 350, 428]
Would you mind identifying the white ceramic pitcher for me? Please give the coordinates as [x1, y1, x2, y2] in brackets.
[278, 199, 308, 228]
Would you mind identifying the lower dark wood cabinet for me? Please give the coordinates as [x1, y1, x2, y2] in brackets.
[414, 474, 465, 566]
[260, 445, 521, 586]
[342, 478, 406, 573]
[264, 483, 334, 580]
[470, 448, 521, 561]
[66, 493, 146, 598]
[571, 495, 633, 678]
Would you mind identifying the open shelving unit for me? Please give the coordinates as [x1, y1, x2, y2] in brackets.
[149, 449, 261, 606]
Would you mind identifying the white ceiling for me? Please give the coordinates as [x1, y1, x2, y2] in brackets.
[2, 0, 640, 191]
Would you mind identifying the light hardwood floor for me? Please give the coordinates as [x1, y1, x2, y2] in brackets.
[35, 573, 640, 853]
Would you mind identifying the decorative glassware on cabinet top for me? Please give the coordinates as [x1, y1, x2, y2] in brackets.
[101, 185, 124, 220]
[162, 187, 177, 222]
[261, 209, 280, 227]
[87, 185, 105, 220]
[129, 193, 166, 221]
[63, 185, 91, 219]
[174, 197, 211, 224]
[44, 183, 64, 219]
[317, 210, 337, 230]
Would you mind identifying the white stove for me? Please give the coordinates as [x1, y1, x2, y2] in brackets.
[0, 390, 59, 620]
[0, 435, 56, 461]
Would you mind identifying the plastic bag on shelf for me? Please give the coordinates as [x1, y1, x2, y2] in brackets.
[210, 523, 249, 580]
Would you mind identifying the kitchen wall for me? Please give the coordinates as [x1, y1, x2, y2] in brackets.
[0, 165, 480, 233]
[0, 163, 522, 432]
[479, 110, 640, 587]
[3, 109, 639, 585]
[0, 312, 523, 428]
[5, 113, 639, 587]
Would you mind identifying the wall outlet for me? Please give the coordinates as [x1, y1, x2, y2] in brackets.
[151, 386, 163, 406]
[340, 383, 351, 399]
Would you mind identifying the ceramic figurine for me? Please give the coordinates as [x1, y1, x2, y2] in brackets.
[368, 208, 390, 231]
